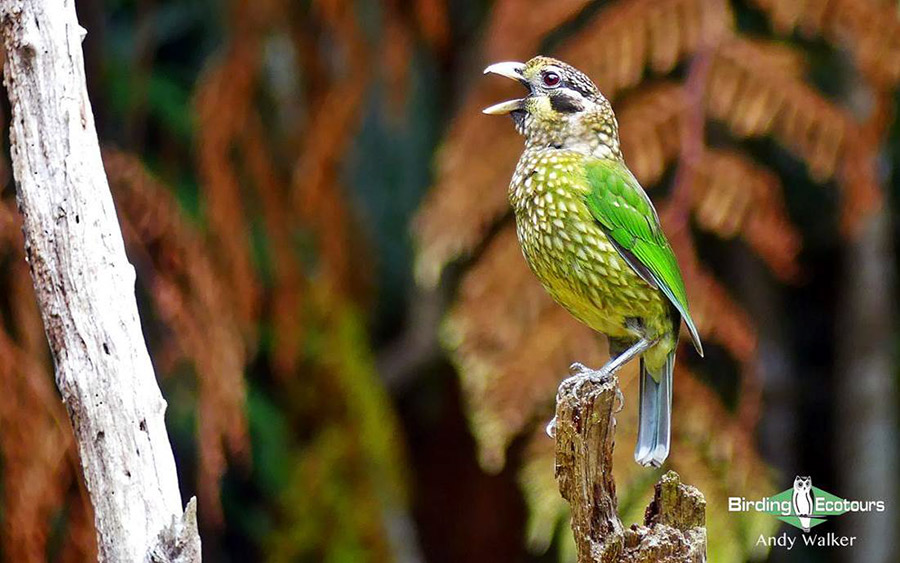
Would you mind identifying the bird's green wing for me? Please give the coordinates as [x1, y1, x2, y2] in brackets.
[583, 158, 703, 356]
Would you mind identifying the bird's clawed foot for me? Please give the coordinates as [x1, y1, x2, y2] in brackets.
[559, 361, 614, 397]
[545, 417, 557, 438]
[546, 361, 623, 438]
[613, 386, 625, 413]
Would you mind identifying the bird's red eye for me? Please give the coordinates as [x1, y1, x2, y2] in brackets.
[543, 71, 561, 87]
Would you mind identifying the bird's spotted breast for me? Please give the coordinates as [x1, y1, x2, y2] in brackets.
[509, 148, 669, 339]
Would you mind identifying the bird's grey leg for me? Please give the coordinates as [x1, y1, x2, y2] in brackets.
[563, 336, 657, 392]
[546, 337, 658, 438]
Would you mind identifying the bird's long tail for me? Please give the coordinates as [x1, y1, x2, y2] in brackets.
[634, 347, 674, 467]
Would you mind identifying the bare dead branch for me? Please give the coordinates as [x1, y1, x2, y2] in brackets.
[0, 0, 199, 560]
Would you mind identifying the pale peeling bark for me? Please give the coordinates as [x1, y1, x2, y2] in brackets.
[554, 377, 706, 562]
[1, 1, 200, 561]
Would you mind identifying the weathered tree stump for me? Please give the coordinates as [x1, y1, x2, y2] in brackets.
[554, 375, 706, 562]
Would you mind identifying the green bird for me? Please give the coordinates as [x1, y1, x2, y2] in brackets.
[483, 56, 703, 467]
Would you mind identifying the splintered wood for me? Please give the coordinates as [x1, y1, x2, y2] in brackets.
[554, 377, 706, 562]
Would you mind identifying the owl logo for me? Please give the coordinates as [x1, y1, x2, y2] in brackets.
[792, 476, 814, 532]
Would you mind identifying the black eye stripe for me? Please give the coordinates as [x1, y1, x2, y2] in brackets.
[550, 93, 584, 113]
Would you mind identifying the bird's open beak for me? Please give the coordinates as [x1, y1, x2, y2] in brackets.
[484, 61, 527, 82]
[482, 61, 527, 115]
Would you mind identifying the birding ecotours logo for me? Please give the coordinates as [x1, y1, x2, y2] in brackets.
[729, 476, 886, 532]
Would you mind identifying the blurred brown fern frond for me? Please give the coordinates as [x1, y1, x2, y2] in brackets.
[105, 150, 250, 526]
[706, 37, 891, 234]
[0, 199, 98, 562]
[751, 0, 900, 88]
[0, 142, 253, 543]
[554, 0, 733, 95]
[687, 150, 801, 279]
[194, 0, 375, 372]
[707, 39, 849, 180]
[0, 0, 413, 556]
[186, 1, 411, 559]
[194, 40, 263, 335]
[414, 0, 900, 560]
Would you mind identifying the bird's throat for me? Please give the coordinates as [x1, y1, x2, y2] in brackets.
[511, 110, 526, 132]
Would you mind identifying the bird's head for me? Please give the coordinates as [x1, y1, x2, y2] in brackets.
[482, 56, 620, 157]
